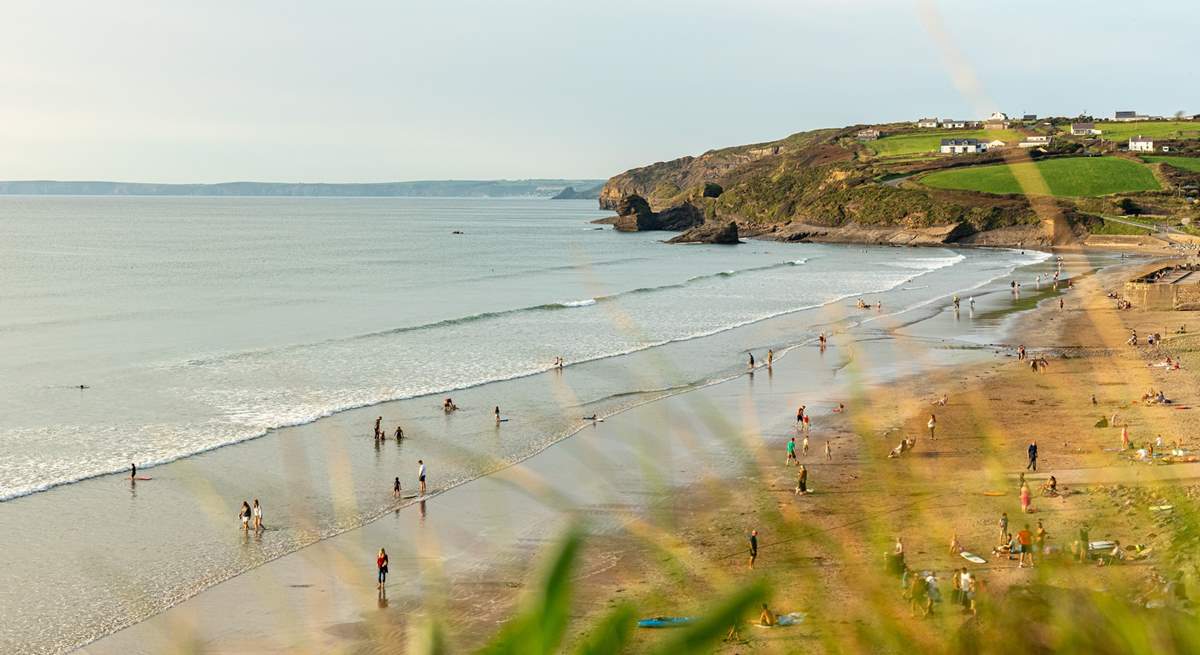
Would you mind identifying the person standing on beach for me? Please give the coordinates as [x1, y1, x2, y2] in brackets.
[748, 352, 755, 369]
[818, 333, 826, 351]
[927, 414, 937, 440]
[393, 477, 401, 498]
[1027, 440, 1038, 471]
[767, 349, 774, 368]
[802, 434, 810, 458]
[494, 406, 501, 424]
[1017, 525, 1033, 567]
[795, 465, 808, 495]
[825, 440, 832, 461]
[786, 437, 797, 466]
[1018, 345, 1026, 361]
[377, 548, 389, 588]
[1121, 426, 1130, 451]
[239, 501, 252, 532]
[1035, 520, 1047, 555]
[796, 405, 806, 425]
[417, 460, 427, 496]
[748, 530, 758, 569]
[998, 512, 1008, 546]
[395, 425, 403, 440]
[374, 416, 382, 439]
[252, 499, 263, 532]
[802, 413, 811, 435]
[130, 463, 136, 480]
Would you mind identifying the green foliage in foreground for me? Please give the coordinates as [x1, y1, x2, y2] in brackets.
[1146, 156, 1200, 173]
[414, 526, 769, 655]
[921, 157, 1160, 197]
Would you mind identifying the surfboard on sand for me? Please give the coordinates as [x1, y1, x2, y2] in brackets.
[401, 493, 420, 499]
[982, 491, 1005, 497]
[637, 617, 693, 629]
[131, 476, 152, 481]
[961, 552, 986, 564]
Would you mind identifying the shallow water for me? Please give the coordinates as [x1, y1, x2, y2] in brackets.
[0, 196, 1061, 653]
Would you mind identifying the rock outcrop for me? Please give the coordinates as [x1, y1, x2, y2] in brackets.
[612, 195, 658, 232]
[667, 221, 740, 244]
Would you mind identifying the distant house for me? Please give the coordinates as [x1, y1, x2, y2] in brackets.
[856, 128, 882, 141]
[987, 111, 1009, 121]
[941, 119, 969, 129]
[1019, 135, 1053, 148]
[1129, 135, 1155, 152]
[1114, 110, 1151, 122]
[1022, 114, 1037, 121]
[940, 138, 986, 154]
[988, 139, 1008, 149]
[916, 117, 939, 128]
[1071, 122, 1101, 136]
[983, 119, 1009, 130]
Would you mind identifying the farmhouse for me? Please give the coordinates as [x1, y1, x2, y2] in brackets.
[940, 138, 986, 154]
[1019, 135, 1053, 148]
[1129, 135, 1155, 152]
[987, 139, 1008, 149]
[1115, 110, 1151, 122]
[983, 118, 1009, 130]
[856, 128, 881, 141]
[1071, 122, 1101, 136]
[916, 117, 939, 128]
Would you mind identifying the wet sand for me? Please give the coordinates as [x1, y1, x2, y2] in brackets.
[75, 252, 1139, 654]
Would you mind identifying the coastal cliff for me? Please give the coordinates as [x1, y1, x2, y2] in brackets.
[597, 125, 1105, 247]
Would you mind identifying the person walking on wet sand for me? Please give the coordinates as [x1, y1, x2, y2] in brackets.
[927, 414, 937, 440]
[802, 434, 810, 457]
[1018, 345, 1026, 361]
[748, 530, 759, 569]
[394, 425, 403, 440]
[130, 463, 137, 481]
[417, 460, 427, 495]
[819, 333, 827, 350]
[748, 352, 755, 369]
[494, 406, 501, 424]
[377, 548, 389, 588]
[786, 437, 797, 466]
[802, 413, 811, 435]
[374, 416, 382, 439]
[1026, 440, 1038, 471]
[393, 477, 401, 498]
[252, 498, 263, 532]
[767, 349, 774, 368]
[239, 501, 252, 532]
[795, 465, 808, 495]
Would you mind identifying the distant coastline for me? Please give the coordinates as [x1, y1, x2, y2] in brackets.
[0, 178, 604, 198]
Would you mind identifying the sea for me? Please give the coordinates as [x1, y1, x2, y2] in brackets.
[0, 195, 1054, 653]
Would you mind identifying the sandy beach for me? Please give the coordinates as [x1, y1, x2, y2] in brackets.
[68, 247, 1200, 654]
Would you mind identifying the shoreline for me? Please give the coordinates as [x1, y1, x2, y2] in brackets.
[76, 249, 1103, 654]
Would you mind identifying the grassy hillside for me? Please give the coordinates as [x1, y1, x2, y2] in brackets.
[869, 129, 1026, 156]
[1146, 156, 1200, 172]
[920, 157, 1160, 197]
[1082, 121, 1200, 141]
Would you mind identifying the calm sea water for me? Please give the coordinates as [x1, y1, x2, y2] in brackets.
[0, 196, 1055, 653]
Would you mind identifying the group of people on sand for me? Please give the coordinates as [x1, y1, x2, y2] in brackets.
[855, 298, 881, 311]
[238, 499, 264, 532]
[889, 537, 981, 619]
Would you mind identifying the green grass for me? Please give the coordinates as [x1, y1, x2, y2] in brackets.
[1145, 156, 1200, 172]
[1091, 218, 1156, 235]
[869, 129, 1026, 156]
[919, 157, 1160, 197]
[1072, 121, 1200, 142]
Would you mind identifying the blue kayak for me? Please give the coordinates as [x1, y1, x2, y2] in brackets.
[637, 616, 694, 628]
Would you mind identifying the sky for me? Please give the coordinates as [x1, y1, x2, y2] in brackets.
[1, 0, 1197, 183]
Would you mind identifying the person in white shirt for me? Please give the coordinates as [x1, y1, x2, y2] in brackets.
[417, 460, 427, 495]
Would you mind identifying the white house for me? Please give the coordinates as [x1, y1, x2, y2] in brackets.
[941, 138, 986, 154]
[987, 111, 1009, 121]
[916, 117, 939, 128]
[988, 139, 1008, 149]
[856, 128, 882, 141]
[1071, 122, 1101, 136]
[941, 119, 969, 129]
[1129, 135, 1155, 152]
[1115, 110, 1151, 122]
[1019, 135, 1053, 148]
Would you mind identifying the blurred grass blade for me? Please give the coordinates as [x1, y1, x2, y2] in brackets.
[408, 618, 448, 655]
[648, 580, 770, 655]
[477, 527, 583, 654]
[573, 604, 636, 655]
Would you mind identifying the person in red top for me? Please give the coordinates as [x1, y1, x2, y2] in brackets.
[377, 548, 389, 588]
[1017, 526, 1034, 568]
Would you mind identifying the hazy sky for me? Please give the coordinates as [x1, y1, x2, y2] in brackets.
[1, 0, 1196, 182]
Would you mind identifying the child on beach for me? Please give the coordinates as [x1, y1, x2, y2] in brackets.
[786, 437, 797, 466]
[377, 548, 389, 588]
[802, 435, 810, 457]
[393, 477, 401, 498]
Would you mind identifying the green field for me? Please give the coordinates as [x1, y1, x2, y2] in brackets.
[1145, 156, 1200, 172]
[1074, 120, 1200, 142]
[869, 129, 1025, 156]
[920, 157, 1160, 197]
